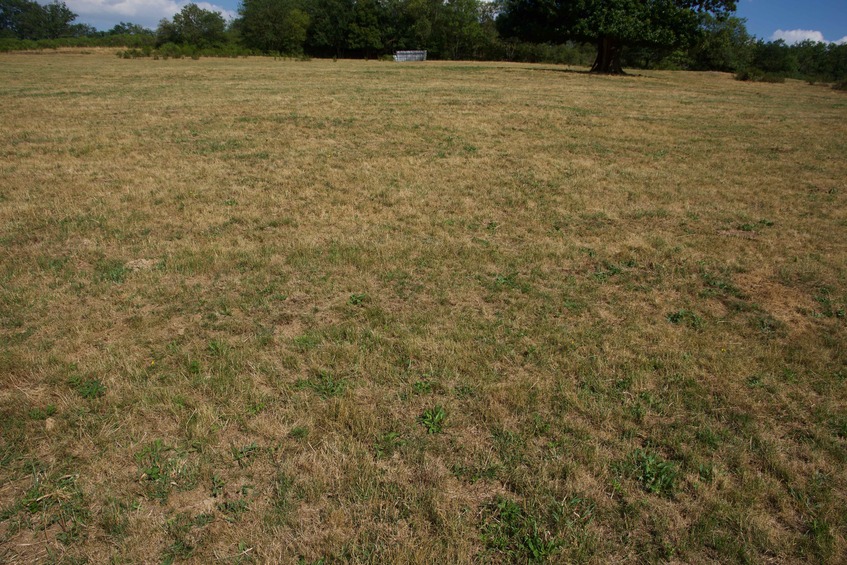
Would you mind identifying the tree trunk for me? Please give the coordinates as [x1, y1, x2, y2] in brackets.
[591, 36, 624, 74]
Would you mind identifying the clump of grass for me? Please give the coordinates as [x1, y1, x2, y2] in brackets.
[29, 404, 57, 419]
[622, 449, 680, 496]
[480, 496, 561, 562]
[374, 431, 405, 458]
[296, 371, 346, 398]
[95, 258, 127, 283]
[348, 292, 367, 305]
[735, 68, 785, 83]
[419, 406, 446, 434]
[667, 309, 703, 329]
[68, 374, 105, 399]
[134, 440, 197, 501]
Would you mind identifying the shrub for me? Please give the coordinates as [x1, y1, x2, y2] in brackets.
[157, 42, 183, 59]
[735, 68, 785, 83]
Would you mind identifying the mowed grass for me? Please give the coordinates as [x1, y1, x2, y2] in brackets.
[1, 50, 846, 563]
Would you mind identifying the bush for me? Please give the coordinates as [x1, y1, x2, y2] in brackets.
[760, 73, 786, 83]
[834, 81, 847, 91]
[735, 68, 785, 83]
[157, 42, 183, 59]
[735, 68, 761, 81]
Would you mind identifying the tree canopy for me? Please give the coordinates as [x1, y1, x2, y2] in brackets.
[157, 3, 227, 48]
[238, 0, 311, 54]
[1, 0, 79, 39]
[498, 0, 737, 73]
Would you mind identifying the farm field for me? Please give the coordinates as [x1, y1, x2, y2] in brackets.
[1, 50, 846, 563]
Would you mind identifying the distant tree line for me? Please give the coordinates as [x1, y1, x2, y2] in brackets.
[1, 0, 845, 83]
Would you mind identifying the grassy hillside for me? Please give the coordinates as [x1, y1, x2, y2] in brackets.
[1, 51, 845, 563]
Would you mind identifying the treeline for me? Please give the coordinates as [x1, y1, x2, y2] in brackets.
[1, 0, 845, 83]
[0, 1, 157, 48]
[625, 14, 847, 84]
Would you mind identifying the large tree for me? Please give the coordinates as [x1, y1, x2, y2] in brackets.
[157, 3, 227, 47]
[238, 0, 310, 54]
[688, 13, 752, 72]
[498, 0, 737, 73]
[1, 0, 77, 39]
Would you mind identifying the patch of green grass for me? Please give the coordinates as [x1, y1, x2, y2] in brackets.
[68, 374, 105, 399]
[217, 497, 249, 522]
[134, 440, 198, 501]
[621, 449, 680, 497]
[667, 309, 703, 330]
[374, 432, 405, 458]
[233, 442, 259, 467]
[418, 406, 446, 434]
[1, 471, 90, 546]
[348, 293, 367, 306]
[412, 380, 433, 394]
[289, 426, 309, 440]
[29, 403, 57, 419]
[95, 258, 127, 283]
[296, 371, 346, 398]
[480, 496, 561, 562]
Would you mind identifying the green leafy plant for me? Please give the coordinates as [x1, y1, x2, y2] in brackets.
[296, 371, 345, 398]
[233, 442, 259, 467]
[374, 432, 405, 458]
[419, 406, 446, 434]
[667, 309, 703, 330]
[211, 474, 225, 497]
[289, 426, 309, 440]
[480, 496, 561, 561]
[626, 449, 679, 496]
[29, 404, 57, 419]
[412, 380, 433, 394]
[68, 374, 105, 399]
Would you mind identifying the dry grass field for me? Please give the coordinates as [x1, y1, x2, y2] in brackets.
[1, 50, 846, 563]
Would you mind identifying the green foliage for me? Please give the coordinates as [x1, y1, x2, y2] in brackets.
[498, 0, 738, 72]
[233, 442, 259, 467]
[3, 472, 90, 545]
[734, 68, 786, 83]
[688, 14, 753, 72]
[418, 405, 446, 433]
[95, 258, 127, 283]
[68, 374, 105, 399]
[348, 292, 367, 305]
[623, 449, 679, 496]
[296, 371, 345, 398]
[29, 403, 57, 419]
[157, 3, 227, 48]
[667, 309, 703, 329]
[134, 440, 197, 501]
[289, 426, 309, 439]
[0, 0, 78, 40]
[480, 496, 561, 561]
[374, 431, 405, 458]
[239, 0, 311, 55]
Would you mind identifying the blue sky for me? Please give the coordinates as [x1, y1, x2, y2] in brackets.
[736, 0, 847, 44]
[63, 0, 847, 44]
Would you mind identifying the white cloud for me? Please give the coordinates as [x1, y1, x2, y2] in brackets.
[836, 36, 847, 45]
[63, 0, 235, 30]
[771, 29, 827, 44]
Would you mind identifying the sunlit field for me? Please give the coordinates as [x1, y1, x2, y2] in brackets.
[1, 50, 846, 563]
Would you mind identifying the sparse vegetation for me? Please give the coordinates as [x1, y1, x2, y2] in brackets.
[0, 53, 845, 562]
